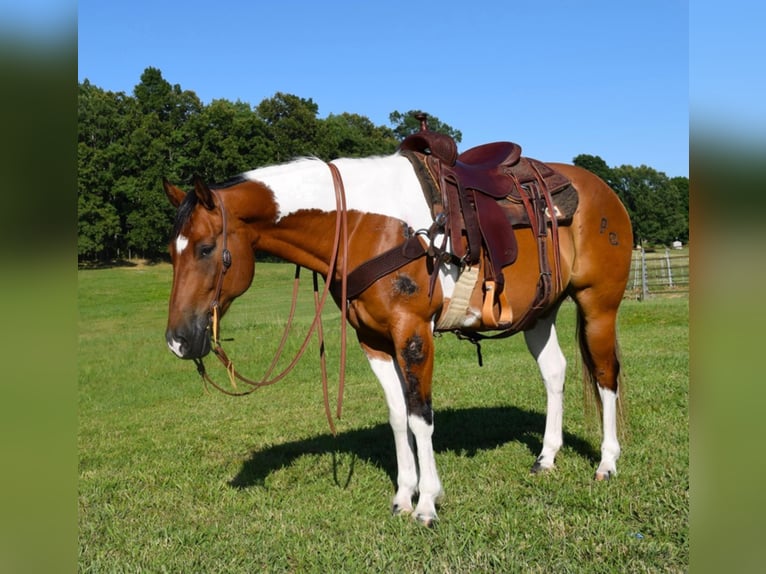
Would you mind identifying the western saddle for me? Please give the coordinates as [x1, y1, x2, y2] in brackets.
[340, 114, 577, 334]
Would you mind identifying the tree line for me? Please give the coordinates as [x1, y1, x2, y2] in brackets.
[78, 67, 688, 263]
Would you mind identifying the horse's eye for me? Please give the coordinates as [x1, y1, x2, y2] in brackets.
[198, 244, 215, 259]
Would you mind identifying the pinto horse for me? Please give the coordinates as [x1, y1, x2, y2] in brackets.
[163, 150, 632, 526]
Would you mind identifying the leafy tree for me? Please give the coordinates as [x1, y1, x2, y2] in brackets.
[388, 110, 462, 143]
[572, 154, 614, 187]
[178, 99, 273, 182]
[611, 164, 687, 246]
[671, 175, 689, 239]
[77, 191, 120, 260]
[78, 81, 138, 259]
[316, 112, 398, 159]
[256, 92, 320, 161]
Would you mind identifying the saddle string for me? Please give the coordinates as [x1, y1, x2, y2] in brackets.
[327, 162, 349, 422]
[529, 160, 563, 292]
[195, 164, 350, 435]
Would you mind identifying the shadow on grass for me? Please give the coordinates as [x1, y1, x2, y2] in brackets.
[229, 406, 599, 490]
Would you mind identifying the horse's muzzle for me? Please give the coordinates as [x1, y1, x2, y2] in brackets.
[166, 323, 211, 359]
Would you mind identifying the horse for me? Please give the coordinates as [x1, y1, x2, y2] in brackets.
[163, 148, 633, 526]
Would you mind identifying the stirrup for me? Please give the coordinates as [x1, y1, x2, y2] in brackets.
[481, 280, 513, 328]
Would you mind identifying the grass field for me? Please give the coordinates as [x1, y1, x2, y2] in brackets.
[78, 262, 688, 572]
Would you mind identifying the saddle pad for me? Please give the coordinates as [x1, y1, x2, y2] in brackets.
[435, 266, 481, 330]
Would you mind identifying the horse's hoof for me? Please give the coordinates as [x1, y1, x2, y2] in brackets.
[391, 503, 412, 516]
[529, 456, 553, 474]
[594, 470, 614, 481]
[413, 512, 437, 528]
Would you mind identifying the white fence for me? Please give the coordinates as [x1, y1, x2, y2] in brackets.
[626, 247, 689, 300]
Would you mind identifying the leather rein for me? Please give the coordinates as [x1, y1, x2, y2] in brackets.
[192, 162, 349, 435]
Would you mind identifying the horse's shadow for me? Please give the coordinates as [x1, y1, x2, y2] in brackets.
[229, 406, 599, 489]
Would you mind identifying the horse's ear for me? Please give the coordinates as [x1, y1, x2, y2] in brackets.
[192, 176, 215, 210]
[163, 179, 186, 208]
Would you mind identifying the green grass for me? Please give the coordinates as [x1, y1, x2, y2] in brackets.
[79, 262, 688, 572]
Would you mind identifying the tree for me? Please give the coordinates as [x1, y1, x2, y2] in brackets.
[611, 164, 687, 246]
[671, 175, 689, 241]
[119, 69, 207, 258]
[178, 99, 274, 182]
[388, 110, 462, 143]
[316, 112, 398, 159]
[77, 191, 120, 260]
[572, 154, 614, 187]
[78, 81, 138, 260]
[256, 92, 321, 161]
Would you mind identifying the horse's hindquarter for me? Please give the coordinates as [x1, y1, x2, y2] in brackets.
[549, 163, 633, 296]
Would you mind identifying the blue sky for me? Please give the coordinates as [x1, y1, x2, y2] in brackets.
[690, 2, 766, 149]
[77, 0, 689, 177]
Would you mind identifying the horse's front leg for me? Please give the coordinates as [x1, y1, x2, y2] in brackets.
[393, 323, 443, 526]
[361, 324, 443, 526]
[363, 347, 419, 516]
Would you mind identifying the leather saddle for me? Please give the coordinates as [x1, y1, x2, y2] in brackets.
[399, 115, 576, 329]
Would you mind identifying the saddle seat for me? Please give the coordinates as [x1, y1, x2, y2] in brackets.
[458, 141, 522, 169]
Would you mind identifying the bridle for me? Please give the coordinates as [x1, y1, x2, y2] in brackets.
[192, 162, 349, 435]
[208, 185, 232, 347]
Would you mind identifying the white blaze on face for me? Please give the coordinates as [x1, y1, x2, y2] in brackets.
[175, 234, 189, 254]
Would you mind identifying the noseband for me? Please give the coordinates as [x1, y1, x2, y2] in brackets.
[191, 162, 349, 435]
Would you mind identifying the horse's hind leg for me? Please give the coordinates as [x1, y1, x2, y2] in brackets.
[574, 287, 623, 480]
[524, 305, 566, 473]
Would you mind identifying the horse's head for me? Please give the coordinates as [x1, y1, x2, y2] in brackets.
[163, 177, 256, 359]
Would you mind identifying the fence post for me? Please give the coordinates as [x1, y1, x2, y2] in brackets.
[632, 250, 640, 292]
[665, 248, 674, 288]
[641, 246, 649, 301]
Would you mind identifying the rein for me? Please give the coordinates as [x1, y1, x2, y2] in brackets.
[193, 162, 349, 435]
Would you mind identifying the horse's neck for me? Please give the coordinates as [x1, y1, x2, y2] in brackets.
[239, 155, 432, 273]
[243, 155, 430, 225]
[243, 158, 336, 218]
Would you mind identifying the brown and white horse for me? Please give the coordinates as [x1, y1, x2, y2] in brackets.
[163, 152, 633, 526]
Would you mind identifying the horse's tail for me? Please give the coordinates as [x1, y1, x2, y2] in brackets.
[575, 305, 627, 439]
